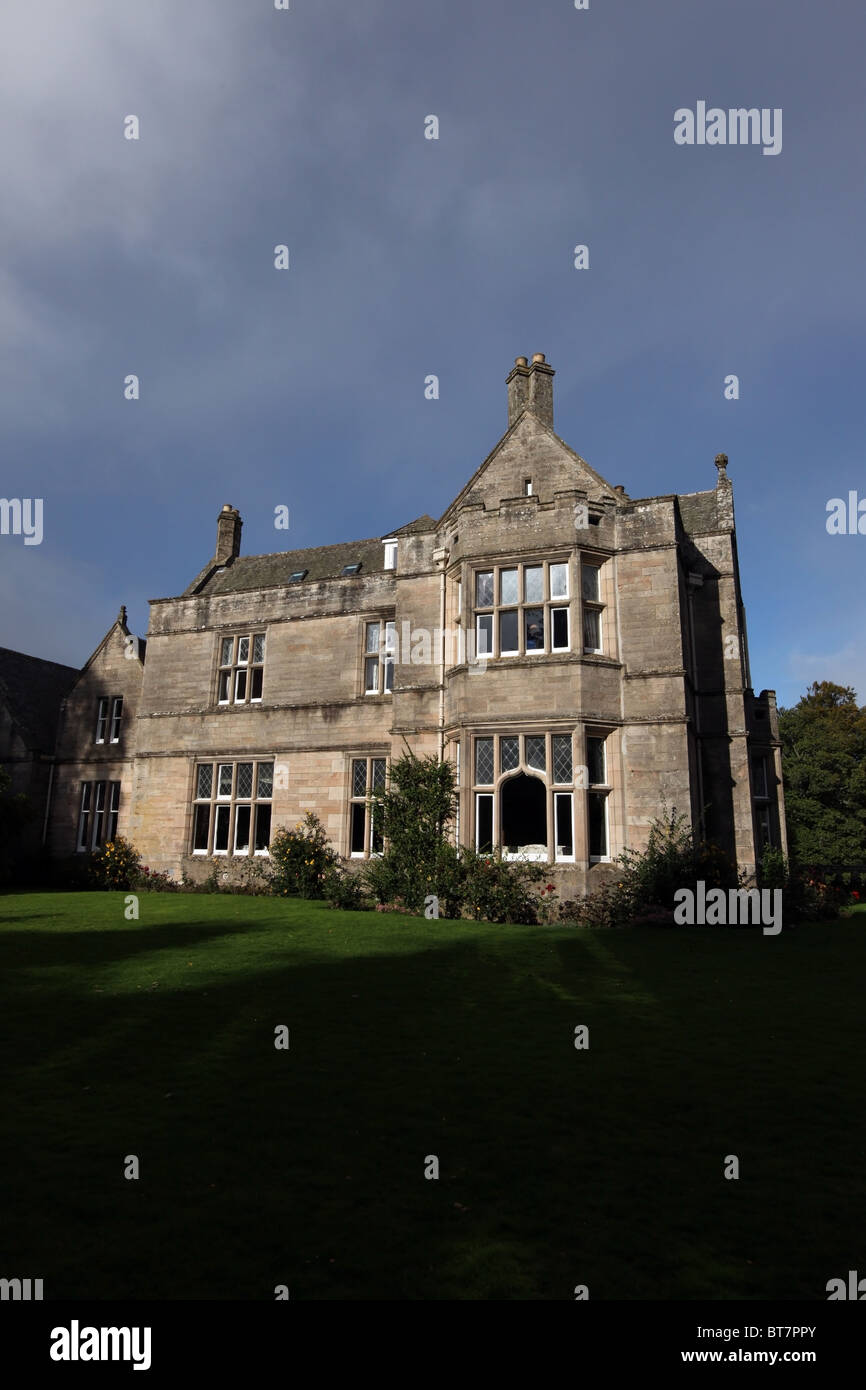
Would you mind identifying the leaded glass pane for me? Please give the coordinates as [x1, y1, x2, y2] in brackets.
[218, 764, 233, 797]
[526, 735, 546, 771]
[372, 758, 386, 791]
[253, 634, 265, 664]
[524, 566, 543, 602]
[257, 763, 274, 798]
[196, 764, 213, 799]
[475, 571, 494, 607]
[237, 636, 250, 664]
[352, 759, 368, 798]
[220, 638, 233, 666]
[384, 621, 396, 653]
[550, 563, 568, 598]
[500, 568, 518, 605]
[475, 737, 494, 785]
[365, 622, 380, 653]
[236, 762, 254, 798]
[500, 736, 519, 772]
[553, 735, 572, 784]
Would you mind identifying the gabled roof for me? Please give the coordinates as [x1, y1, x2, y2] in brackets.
[439, 410, 620, 524]
[0, 646, 78, 754]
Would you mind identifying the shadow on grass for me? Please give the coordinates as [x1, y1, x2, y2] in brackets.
[1, 910, 864, 1300]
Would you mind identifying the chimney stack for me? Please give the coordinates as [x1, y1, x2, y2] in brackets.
[215, 504, 242, 564]
[506, 352, 555, 428]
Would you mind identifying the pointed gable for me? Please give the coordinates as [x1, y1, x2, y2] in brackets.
[441, 410, 619, 524]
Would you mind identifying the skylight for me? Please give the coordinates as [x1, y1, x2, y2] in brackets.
[341, 563, 362, 576]
[288, 569, 308, 582]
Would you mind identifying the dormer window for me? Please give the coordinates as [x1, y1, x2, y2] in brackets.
[383, 540, 397, 571]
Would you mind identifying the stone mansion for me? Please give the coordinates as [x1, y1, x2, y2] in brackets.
[1, 353, 786, 896]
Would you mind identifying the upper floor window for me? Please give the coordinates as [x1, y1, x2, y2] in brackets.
[581, 563, 604, 654]
[383, 540, 397, 571]
[752, 755, 769, 800]
[364, 621, 395, 694]
[95, 696, 123, 744]
[473, 561, 570, 659]
[218, 633, 265, 705]
[524, 478, 533, 496]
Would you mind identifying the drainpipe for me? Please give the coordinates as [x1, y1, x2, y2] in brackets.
[433, 547, 449, 759]
[42, 759, 55, 847]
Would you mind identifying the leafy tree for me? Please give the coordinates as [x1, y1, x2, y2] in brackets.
[778, 682, 866, 865]
[0, 768, 34, 883]
[364, 751, 457, 911]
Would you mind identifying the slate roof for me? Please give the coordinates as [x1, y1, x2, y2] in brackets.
[193, 536, 392, 597]
[188, 514, 439, 597]
[0, 646, 79, 754]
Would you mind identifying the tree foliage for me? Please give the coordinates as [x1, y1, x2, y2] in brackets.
[778, 681, 866, 865]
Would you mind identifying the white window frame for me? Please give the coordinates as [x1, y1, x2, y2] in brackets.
[218, 633, 266, 707]
[95, 698, 108, 744]
[109, 696, 123, 743]
[554, 792, 575, 862]
[192, 759, 274, 858]
[383, 539, 397, 571]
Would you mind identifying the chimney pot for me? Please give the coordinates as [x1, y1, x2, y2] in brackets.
[506, 352, 555, 428]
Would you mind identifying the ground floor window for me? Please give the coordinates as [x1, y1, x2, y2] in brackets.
[468, 730, 612, 862]
[192, 760, 273, 855]
[349, 756, 386, 857]
[77, 780, 120, 851]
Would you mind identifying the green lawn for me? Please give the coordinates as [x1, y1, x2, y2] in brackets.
[1, 891, 864, 1301]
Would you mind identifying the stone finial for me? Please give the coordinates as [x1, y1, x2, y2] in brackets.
[117, 605, 127, 627]
[715, 452, 729, 483]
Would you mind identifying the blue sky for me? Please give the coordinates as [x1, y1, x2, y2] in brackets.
[1, 0, 864, 708]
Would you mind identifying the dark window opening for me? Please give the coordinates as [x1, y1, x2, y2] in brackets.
[501, 773, 547, 856]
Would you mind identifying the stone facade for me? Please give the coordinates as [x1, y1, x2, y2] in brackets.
[31, 353, 786, 893]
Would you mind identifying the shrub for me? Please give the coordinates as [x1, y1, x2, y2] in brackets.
[561, 808, 741, 928]
[323, 864, 368, 910]
[459, 847, 546, 924]
[88, 836, 142, 890]
[134, 865, 180, 892]
[270, 813, 338, 898]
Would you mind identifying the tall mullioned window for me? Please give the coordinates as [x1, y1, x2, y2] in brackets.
[363, 622, 395, 695]
[349, 757, 386, 856]
[218, 633, 265, 705]
[473, 561, 570, 659]
[471, 732, 577, 862]
[192, 760, 273, 855]
[77, 780, 120, 851]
